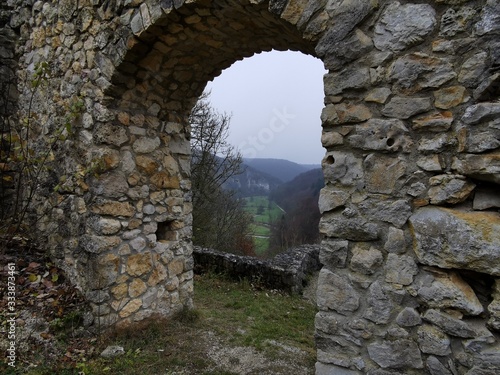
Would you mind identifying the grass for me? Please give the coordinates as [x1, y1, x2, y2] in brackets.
[8, 272, 317, 375]
[243, 196, 284, 255]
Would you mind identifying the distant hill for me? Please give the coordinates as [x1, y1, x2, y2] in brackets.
[243, 158, 321, 183]
[270, 168, 324, 212]
[224, 164, 282, 197]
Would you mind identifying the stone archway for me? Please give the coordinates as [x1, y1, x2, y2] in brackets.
[5, 0, 500, 373]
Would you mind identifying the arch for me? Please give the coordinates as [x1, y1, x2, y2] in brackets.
[5, 0, 500, 374]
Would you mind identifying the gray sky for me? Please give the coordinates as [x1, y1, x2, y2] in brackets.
[205, 50, 327, 165]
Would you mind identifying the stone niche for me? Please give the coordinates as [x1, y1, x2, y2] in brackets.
[4, 0, 500, 374]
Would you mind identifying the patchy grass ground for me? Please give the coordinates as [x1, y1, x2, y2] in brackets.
[1, 249, 317, 375]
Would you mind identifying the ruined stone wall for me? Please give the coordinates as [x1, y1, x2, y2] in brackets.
[5, 0, 500, 374]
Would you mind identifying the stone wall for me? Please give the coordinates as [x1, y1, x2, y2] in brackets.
[193, 245, 321, 294]
[4, 0, 500, 374]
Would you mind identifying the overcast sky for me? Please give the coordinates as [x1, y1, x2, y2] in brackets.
[205, 50, 327, 165]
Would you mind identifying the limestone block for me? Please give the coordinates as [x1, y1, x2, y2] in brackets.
[488, 279, 500, 331]
[349, 119, 412, 152]
[416, 268, 483, 316]
[316, 362, 361, 375]
[126, 253, 153, 277]
[322, 152, 363, 186]
[418, 134, 457, 152]
[364, 154, 407, 194]
[151, 171, 180, 189]
[320, 211, 379, 241]
[129, 278, 147, 298]
[350, 245, 383, 275]
[319, 240, 349, 268]
[332, 103, 372, 125]
[92, 172, 129, 199]
[396, 307, 422, 327]
[91, 201, 135, 217]
[417, 325, 451, 356]
[389, 53, 456, 93]
[119, 298, 142, 318]
[318, 187, 349, 213]
[321, 131, 343, 147]
[462, 103, 500, 125]
[382, 96, 433, 119]
[363, 281, 395, 324]
[426, 356, 453, 375]
[434, 85, 468, 109]
[317, 268, 360, 314]
[451, 151, 500, 184]
[423, 309, 476, 338]
[412, 111, 454, 132]
[475, 0, 500, 35]
[136, 155, 159, 175]
[384, 227, 407, 254]
[409, 207, 500, 276]
[439, 7, 477, 37]
[94, 123, 128, 146]
[132, 136, 161, 154]
[94, 218, 121, 235]
[373, 2, 436, 52]
[385, 254, 418, 286]
[464, 127, 500, 153]
[324, 66, 370, 96]
[367, 339, 423, 369]
[365, 87, 392, 104]
[427, 174, 476, 205]
[417, 155, 443, 172]
[459, 52, 488, 88]
[359, 198, 412, 228]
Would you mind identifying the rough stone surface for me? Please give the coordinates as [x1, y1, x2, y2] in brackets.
[409, 207, 500, 276]
[3, 1, 500, 374]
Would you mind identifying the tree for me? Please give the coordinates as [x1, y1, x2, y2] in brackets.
[189, 93, 254, 255]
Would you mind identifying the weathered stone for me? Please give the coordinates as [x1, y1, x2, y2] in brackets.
[423, 309, 476, 338]
[350, 245, 383, 275]
[91, 201, 135, 217]
[367, 339, 423, 369]
[384, 227, 407, 254]
[132, 136, 161, 154]
[365, 87, 392, 103]
[462, 103, 500, 125]
[434, 85, 468, 109]
[364, 154, 407, 194]
[363, 281, 394, 324]
[331, 103, 372, 125]
[382, 96, 433, 119]
[136, 155, 159, 175]
[324, 66, 370, 96]
[101, 345, 125, 358]
[459, 52, 488, 88]
[409, 207, 500, 276]
[93, 172, 129, 199]
[418, 134, 457, 152]
[94, 123, 128, 146]
[417, 324, 451, 356]
[416, 268, 483, 316]
[451, 151, 500, 184]
[385, 254, 418, 286]
[412, 111, 454, 132]
[119, 298, 142, 318]
[318, 188, 349, 213]
[322, 152, 363, 186]
[488, 279, 500, 331]
[373, 2, 436, 52]
[389, 53, 456, 93]
[94, 218, 122, 235]
[427, 174, 476, 205]
[316, 362, 361, 375]
[349, 119, 412, 152]
[426, 356, 453, 375]
[359, 198, 412, 228]
[129, 278, 147, 298]
[440, 7, 477, 37]
[320, 211, 379, 241]
[319, 240, 349, 268]
[126, 253, 153, 277]
[321, 131, 343, 147]
[396, 307, 422, 327]
[317, 268, 360, 314]
[417, 155, 443, 172]
[151, 171, 180, 189]
[475, 0, 500, 35]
